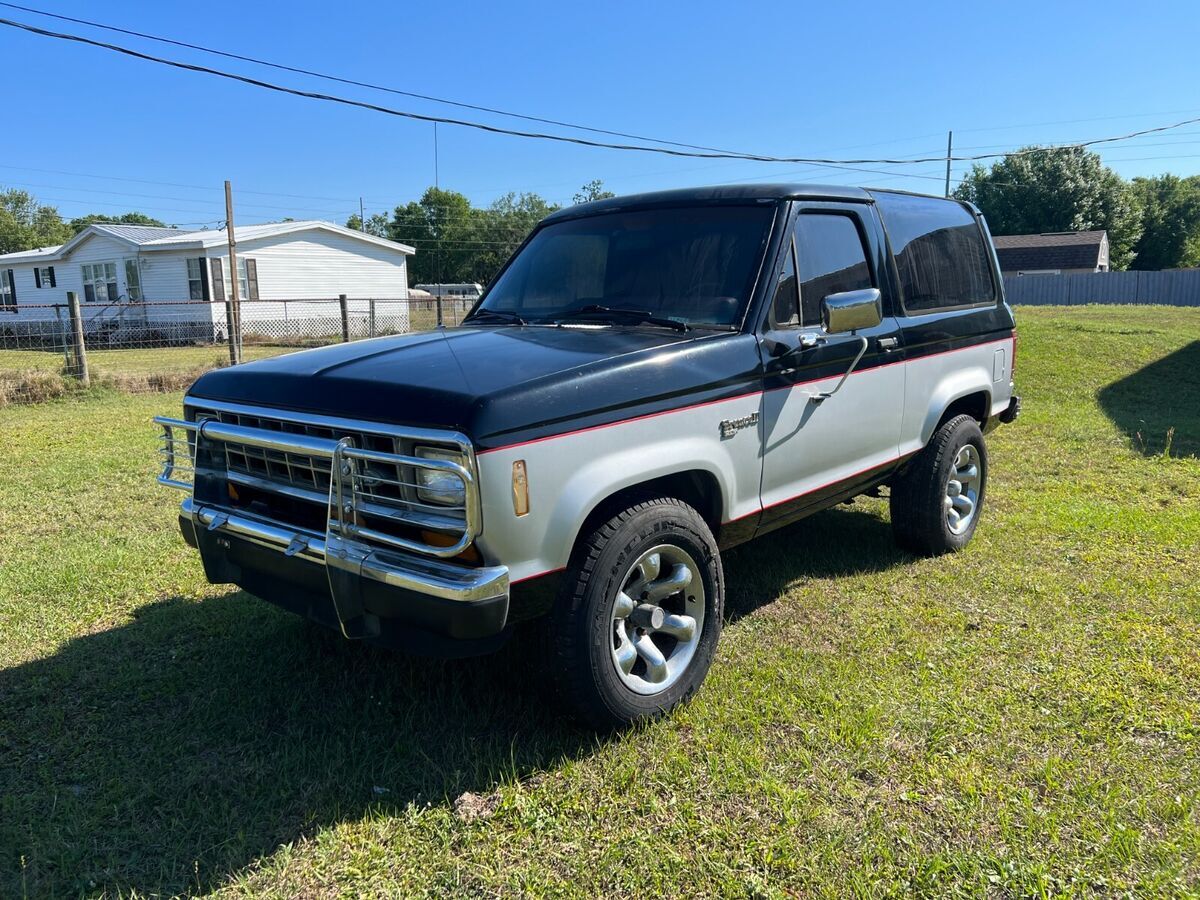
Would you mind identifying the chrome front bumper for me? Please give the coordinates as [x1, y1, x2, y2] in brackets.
[157, 414, 508, 642]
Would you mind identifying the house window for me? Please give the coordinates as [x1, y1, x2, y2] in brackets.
[124, 259, 142, 301]
[1, 269, 16, 311]
[236, 258, 249, 298]
[187, 258, 206, 300]
[228, 257, 259, 300]
[81, 262, 119, 303]
[35, 266, 56, 288]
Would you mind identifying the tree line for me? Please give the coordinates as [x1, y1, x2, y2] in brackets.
[346, 179, 614, 286]
[955, 146, 1200, 271]
[5, 157, 1200, 278]
[0, 189, 166, 255]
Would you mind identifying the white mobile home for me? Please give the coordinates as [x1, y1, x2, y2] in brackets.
[0, 221, 415, 344]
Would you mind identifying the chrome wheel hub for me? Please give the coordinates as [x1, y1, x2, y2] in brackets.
[944, 444, 982, 535]
[610, 544, 705, 696]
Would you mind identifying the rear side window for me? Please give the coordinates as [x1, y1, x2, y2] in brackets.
[875, 192, 995, 312]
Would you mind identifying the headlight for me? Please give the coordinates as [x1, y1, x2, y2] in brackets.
[415, 445, 466, 507]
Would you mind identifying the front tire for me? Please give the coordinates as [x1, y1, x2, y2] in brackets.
[890, 414, 988, 556]
[551, 497, 723, 729]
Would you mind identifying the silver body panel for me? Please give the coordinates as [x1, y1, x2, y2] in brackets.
[473, 336, 1010, 584]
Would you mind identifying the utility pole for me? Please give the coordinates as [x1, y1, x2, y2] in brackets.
[224, 180, 242, 365]
[944, 130, 953, 198]
[433, 120, 443, 326]
[359, 196, 365, 230]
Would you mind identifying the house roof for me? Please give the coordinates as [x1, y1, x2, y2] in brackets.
[0, 220, 414, 263]
[0, 244, 64, 263]
[991, 230, 1107, 271]
[90, 224, 201, 244]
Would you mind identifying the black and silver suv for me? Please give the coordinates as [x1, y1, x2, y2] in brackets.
[155, 184, 1020, 727]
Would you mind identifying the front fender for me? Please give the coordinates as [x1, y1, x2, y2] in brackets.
[473, 393, 763, 582]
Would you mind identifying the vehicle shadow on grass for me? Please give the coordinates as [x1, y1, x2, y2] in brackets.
[0, 506, 905, 897]
[1097, 339, 1200, 457]
[722, 504, 908, 623]
[0, 594, 593, 898]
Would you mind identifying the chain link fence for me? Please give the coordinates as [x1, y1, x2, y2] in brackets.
[0, 295, 474, 406]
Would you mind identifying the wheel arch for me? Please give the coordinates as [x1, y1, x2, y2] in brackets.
[571, 469, 726, 561]
[920, 372, 992, 446]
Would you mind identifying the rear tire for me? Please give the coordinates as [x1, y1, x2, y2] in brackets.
[551, 497, 723, 729]
[890, 414, 988, 556]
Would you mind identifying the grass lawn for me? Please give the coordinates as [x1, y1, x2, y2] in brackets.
[0, 306, 1197, 898]
[0, 345, 289, 378]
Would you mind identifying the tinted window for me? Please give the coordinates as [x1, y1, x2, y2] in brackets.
[479, 205, 774, 327]
[794, 213, 873, 327]
[874, 192, 995, 312]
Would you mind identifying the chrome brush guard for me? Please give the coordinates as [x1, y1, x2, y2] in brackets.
[154, 409, 507, 639]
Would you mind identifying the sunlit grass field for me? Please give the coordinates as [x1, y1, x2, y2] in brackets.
[0, 306, 1197, 897]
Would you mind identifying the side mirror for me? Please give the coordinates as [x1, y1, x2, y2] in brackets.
[821, 288, 882, 334]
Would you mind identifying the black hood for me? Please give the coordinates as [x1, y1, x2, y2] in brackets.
[188, 326, 761, 450]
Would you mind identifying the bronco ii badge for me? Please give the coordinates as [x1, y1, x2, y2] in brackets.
[719, 412, 759, 439]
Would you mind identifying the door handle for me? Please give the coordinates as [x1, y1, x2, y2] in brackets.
[877, 336, 899, 350]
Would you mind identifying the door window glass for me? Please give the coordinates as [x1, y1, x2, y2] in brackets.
[793, 213, 873, 327]
[124, 259, 141, 301]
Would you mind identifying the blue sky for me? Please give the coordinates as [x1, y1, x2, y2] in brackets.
[4, 0, 1200, 227]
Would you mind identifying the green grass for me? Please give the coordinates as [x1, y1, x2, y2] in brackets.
[1, 306, 1197, 898]
[0, 345, 289, 377]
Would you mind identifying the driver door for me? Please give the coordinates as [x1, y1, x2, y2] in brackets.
[757, 202, 905, 528]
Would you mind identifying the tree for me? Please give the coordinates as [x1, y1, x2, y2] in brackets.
[345, 212, 390, 238]
[573, 179, 616, 204]
[69, 211, 167, 234]
[468, 192, 561, 283]
[954, 147, 1143, 269]
[386, 187, 561, 286]
[1129, 175, 1200, 270]
[0, 189, 73, 255]
[387, 187, 478, 286]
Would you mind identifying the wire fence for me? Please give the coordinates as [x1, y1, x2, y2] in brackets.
[0, 294, 474, 406]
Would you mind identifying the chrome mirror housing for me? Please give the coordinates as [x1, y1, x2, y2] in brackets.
[822, 288, 882, 334]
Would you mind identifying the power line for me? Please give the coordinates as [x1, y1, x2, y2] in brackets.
[7, 15, 1200, 167]
[0, 1, 760, 158]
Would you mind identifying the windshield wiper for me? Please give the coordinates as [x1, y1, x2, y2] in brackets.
[556, 304, 689, 332]
[466, 308, 528, 326]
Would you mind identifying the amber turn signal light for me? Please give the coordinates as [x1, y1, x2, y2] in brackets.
[512, 460, 529, 517]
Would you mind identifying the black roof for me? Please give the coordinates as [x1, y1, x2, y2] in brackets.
[541, 183, 983, 226]
[542, 183, 877, 223]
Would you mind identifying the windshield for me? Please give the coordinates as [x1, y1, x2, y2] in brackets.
[472, 204, 775, 328]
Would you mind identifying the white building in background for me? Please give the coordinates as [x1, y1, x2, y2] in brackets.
[0, 220, 415, 342]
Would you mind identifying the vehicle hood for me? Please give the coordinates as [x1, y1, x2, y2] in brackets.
[187, 326, 756, 449]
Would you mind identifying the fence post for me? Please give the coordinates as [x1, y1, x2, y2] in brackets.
[66, 291, 90, 387]
[369, 299, 376, 338]
[339, 294, 350, 342]
[435, 292, 444, 328]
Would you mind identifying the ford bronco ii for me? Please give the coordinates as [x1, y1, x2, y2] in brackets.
[155, 184, 1020, 727]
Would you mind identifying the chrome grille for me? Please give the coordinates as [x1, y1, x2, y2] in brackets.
[208, 407, 405, 502]
[166, 400, 478, 556]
